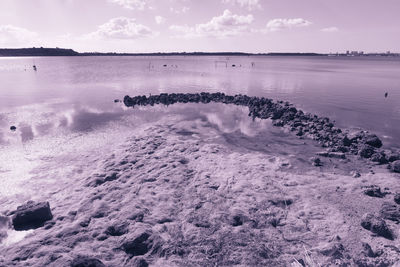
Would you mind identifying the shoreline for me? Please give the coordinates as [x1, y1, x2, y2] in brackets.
[0, 99, 399, 266]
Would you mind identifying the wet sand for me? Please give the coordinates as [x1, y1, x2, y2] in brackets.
[0, 103, 399, 266]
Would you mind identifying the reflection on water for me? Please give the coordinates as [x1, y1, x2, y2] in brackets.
[0, 55, 399, 148]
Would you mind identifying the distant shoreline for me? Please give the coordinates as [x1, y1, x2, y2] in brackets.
[0, 47, 399, 57]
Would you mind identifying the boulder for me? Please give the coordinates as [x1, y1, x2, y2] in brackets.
[365, 134, 383, 148]
[359, 145, 375, 158]
[362, 185, 385, 198]
[12, 201, 53, 230]
[10, 126, 17, 131]
[70, 255, 106, 267]
[121, 229, 162, 256]
[394, 193, 400, 205]
[380, 202, 400, 223]
[129, 257, 149, 267]
[361, 213, 393, 240]
[311, 157, 322, 166]
[390, 160, 400, 173]
[370, 152, 388, 164]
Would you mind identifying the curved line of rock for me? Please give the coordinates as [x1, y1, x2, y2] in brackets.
[123, 92, 400, 172]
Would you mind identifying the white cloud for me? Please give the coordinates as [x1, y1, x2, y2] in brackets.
[170, 9, 253, 38]
[222, 0, 261, 10]
[169, 6, 190, 14]
[86, 17, 155, 40]
[155, 16, 166, 25]
[321, 26, 339, 32]
[0, 25, 39, 46]
[266, 18, 312, 32]
[109, 0, 148, 10]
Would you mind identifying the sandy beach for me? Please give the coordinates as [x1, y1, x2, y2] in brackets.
[1, 99, 399, 266]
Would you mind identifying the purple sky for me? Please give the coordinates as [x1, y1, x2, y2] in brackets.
[0, 0, 399, 53]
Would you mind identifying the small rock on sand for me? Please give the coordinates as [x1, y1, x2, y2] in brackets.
[12, 201, 53, 231]
[380, 202, 400, 223]
[121, 229, 162, 256]
[394, 193, 400, 204]
[129, 256, 149, 267]
[70, 255, 106, 267]
[361, 213, 393, 240]
[310, 157, 322, 166]
[389, 160, 400, 173]
[10, 126, 16, 131]
[362, 185, 386, 198]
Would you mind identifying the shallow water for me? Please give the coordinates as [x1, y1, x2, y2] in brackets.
[0, 55, 399, 198]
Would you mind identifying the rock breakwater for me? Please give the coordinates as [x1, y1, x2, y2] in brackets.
[124, 92, 399, 171]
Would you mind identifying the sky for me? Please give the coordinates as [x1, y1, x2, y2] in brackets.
[0, 0, 399, 53]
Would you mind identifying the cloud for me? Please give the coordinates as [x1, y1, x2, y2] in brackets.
[86, 17, 156, 40]
[321, 26, 339, 32]
[222, 0, 261, 10]
[109, 0, 148, 10]
[170, 6, 190, 14]
[170, 9, 253, 38]
[265, 18, 312, 32]
[155, 16, 166, 25]
[0, 25, 38, 46]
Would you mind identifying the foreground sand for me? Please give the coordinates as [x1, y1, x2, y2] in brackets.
[0, 104, 399, 266]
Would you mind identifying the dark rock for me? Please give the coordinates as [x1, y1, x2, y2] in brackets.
[12, 201, 53, 230]
[365, 134, 383, 148]
[361, 213, 393, 240]
[70, 255, 106, 267]
[10, 126, 16, 131]
[129, 256, 148, 267]
[316, 151, 346, 159]
[361, 242, 382, 258]
[370, 152, 388, 164]
[105, 222, 129, 236]
[320, 243, 345, 259]
[387, 153, 400, 162]
[359, 145, 375, 158]
[362, 185, 385, 198]
[121, 230, 161, 256]
[311, 157, 322, 166]
[389, 160, 400, 173]
[380, 202, 400, 223]
[231, 215, 243, 226]
[114, 99, 120, 103]
[394, 193, 400, 204]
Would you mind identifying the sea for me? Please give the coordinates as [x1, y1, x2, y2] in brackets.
[0, 55, 399, 198]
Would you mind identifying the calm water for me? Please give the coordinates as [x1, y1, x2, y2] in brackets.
[0, 55, 399, 149]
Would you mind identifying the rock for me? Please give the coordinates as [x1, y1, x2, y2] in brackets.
[320, 243, 345, 259]
[12, 201, 53, 230]
[361, 213, 393, 240]
[129, 257, 148, 267]
[342, 136, 352, 146]
[361, 242, 382, 258]
[380, 202, 400, 223]
[70, 255, 106, 267]
[394, 193, 400, 204]
[365, 134, 383, 148]
[389, 160, 400, 173]
[114, 99, 120, 103]
[316, 151, 346, 159]
[105, 222, 129, 236]
[351, 171, 361, 178]
[230, 215, 244, 227]
[370, 152, 388, 164]
[10, 126, 16, 131]
[362, 185, 385, 198]
[311, 157, 322, 166]
[121, 230, 161, 256]
[359, 145, 375, 158]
